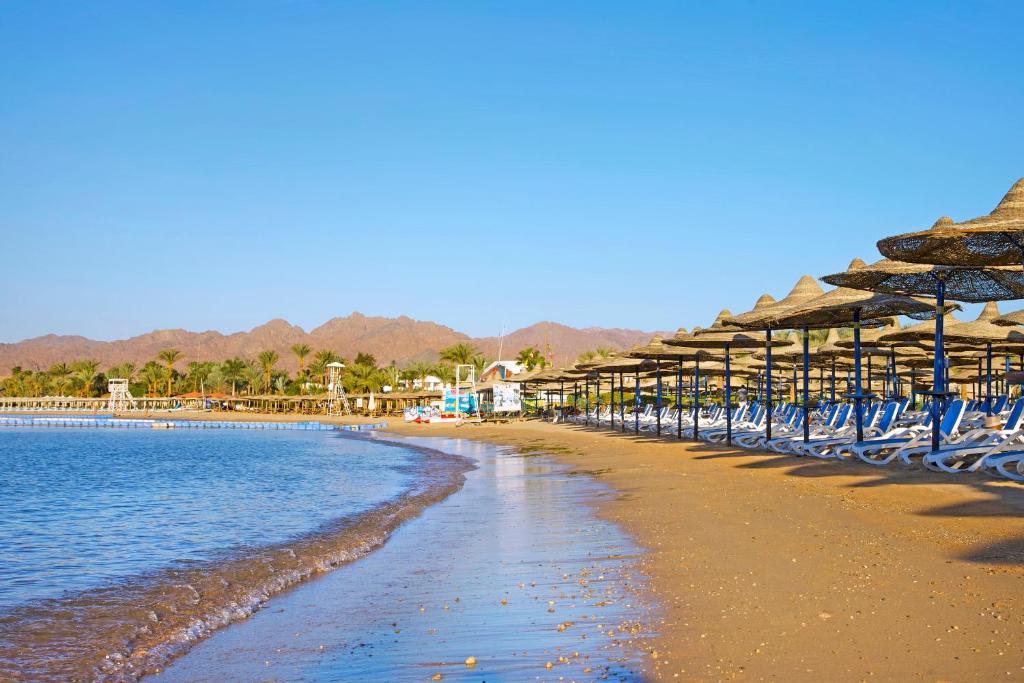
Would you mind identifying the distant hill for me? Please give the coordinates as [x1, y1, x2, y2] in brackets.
[0, 313, 667, 372]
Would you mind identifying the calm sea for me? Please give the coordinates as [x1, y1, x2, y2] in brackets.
[0, 427, 470, 681]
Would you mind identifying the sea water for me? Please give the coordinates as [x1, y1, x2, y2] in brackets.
[0, 428, 469, 680]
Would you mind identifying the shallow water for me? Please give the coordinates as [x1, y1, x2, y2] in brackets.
[0, 428, 469, 681]
[153, 435, 654, 682]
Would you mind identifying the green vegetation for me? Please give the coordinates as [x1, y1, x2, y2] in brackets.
[516, 346, 547, 370]
[0, 341, 555, 399]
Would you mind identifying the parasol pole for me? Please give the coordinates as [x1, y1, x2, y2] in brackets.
[802, 327, 810, 443]
[656, 359, 662, 436]
[853, 308, 864, 442]
[724, 343, 732, 446]
[634, 369, 641, 433]
[693, 354, 701, 441]
[765, 328, 773, 442]
[931, 276, 946, 452]
[831, 355, 836, 403]
[585, 376, 590, 426]
[676, 359, 683, 439]
[986, 342, 993, 416]
[610, 373, 615, 430]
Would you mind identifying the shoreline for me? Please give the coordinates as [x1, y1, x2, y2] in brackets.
[1, 408, 384, 426]
[0, 432, 474, 682]
[385, 419, 1024, 681]
[153, 433, 656, 681]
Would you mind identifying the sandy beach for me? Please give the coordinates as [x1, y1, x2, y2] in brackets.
[387, 419, 1024, 681]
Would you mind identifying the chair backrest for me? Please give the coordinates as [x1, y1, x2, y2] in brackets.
[940, 400, 966, 437]
[751, 405, 766, 426]
[993, 394, 1009, 413]
[1002, 400, 1024, 431]
[863, 401, 881, 429]
[965, 399, 978, 412]
[896, 397, 909, 417]
[833, 403, 851, 428]
[876, 402, 898, 433]
[821, 404, 839, 427]
[791, 408, 804, 427]
[732, 404, 748, 423]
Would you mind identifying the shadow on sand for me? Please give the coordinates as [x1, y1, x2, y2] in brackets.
[536, 417, 1024, 567]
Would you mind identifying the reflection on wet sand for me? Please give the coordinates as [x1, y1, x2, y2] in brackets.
[154, 436, 656, 682]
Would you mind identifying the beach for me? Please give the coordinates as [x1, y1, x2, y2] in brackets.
[3, 413, 1022, 681]
[151, 434, 656, 682]
[386, 419, 1024, 681]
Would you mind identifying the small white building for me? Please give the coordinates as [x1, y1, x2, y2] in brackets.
[411, 375, 446, 392]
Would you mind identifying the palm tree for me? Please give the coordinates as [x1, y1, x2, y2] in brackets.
[257, 350, 279, 393]
[439, 343, 478, 366]
[48, 362, 73, 396]
[402, 360, 434, 390]
[472, 354, 490, 378]
[243, 363, 264, 396]
[431, 362, 455, 385]
[345, 363, 385, 394]
[291, 343, 312, 378]
[107, 362, 137, 383]
[186, 361, 215, 393]
[157, 349, 182, 396]
[354, 351, 378, 369]
[71, 359, 100, 397]
[220, 358, 246, 396]
[139, 362, 165, 396]
[311, 349, 342, 387]
[516, 346, 546, 371]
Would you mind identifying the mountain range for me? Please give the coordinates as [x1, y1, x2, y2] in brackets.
[0, 313, 667, 373]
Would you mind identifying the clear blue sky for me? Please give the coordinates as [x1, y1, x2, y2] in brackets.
[2, 1, 1021, 342]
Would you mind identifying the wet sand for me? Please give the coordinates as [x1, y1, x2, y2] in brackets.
[387, 419, 1024, 681]
[152, 435, 655, 681]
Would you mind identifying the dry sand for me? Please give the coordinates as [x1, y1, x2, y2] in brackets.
[387, 418, 1024, 682]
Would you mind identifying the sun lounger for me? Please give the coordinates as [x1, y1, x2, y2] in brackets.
[849, 400, 966, 466]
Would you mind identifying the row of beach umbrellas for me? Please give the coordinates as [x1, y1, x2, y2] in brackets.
[519, 178, 1024, 454]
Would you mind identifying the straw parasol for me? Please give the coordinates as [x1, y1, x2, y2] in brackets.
[719, 278, 824, 442]
[822, 252, 1024, 451]
[760, 260, 943, 443]
[659, 309, 786, 443]
[621, 335, 698, 437]
[821, 256, 1024, 304]
[920, 303, 1024, 414]
[877, 179, 1024, 267]
[993, 309, 1024, 327]
[722, 276, 824, 329]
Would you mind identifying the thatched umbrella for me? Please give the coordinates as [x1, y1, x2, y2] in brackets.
[589, 353, 660, 433]
[625, 335, 698, 437]
[886, 302, 1024, 415]
[877, 179, 1024, 267]
[665, 310, 787, 444]
[823, 252, 1024, 451]
[721, 276, 825, 442]
[829, 318, 906, 408]
[753, 263, 938, 443]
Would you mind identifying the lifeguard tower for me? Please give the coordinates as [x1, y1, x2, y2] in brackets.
[107, 378, 137, 413]
[326, 362, 352, 415]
